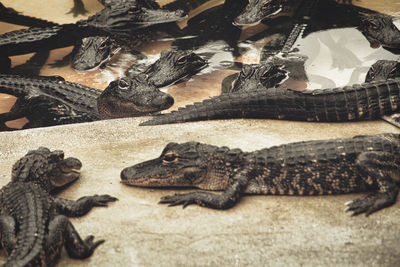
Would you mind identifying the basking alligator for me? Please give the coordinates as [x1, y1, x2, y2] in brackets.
[0, 3, 186, 62]
[0, 74, 173, 130]
[0, 147, 117, 266]
[140, 76, 400, 126]
[358, 14, 400, 52]
[121, 133, 400, 216]
[125, 50, 208, 88]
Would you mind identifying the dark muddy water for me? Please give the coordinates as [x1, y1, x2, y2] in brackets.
[0, 0, 399, 128]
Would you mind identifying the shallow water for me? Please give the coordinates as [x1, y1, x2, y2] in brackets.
[0, 0, 399, 129]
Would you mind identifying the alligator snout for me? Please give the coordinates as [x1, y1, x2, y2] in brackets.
[152, 93, 174, 109]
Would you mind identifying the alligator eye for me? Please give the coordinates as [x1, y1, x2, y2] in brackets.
[129, 6, 141, 15]
[118, 79, 130, 90]
[176, 56, 188, 65]
[162, 153, 178, 163]
[367, 20, 379, 30]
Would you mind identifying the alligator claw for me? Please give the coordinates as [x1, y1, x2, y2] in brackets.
[84, 235, 105, 253]
[159, 193, 196, 208]
[91, 194, 118, 206]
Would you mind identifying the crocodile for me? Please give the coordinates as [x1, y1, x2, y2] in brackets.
[121, 133, 400, 215]
[125, 50, 208, 88]
[0, 74, 173, 130]
[140, 77, 400, 126]
[358, 14, 400, 52]
[0, 147, 117, 266]
[0, 3, 186, 62]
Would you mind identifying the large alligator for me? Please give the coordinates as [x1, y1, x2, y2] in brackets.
[0, 74, 173, 130]
[0, 147, 117, 266]
[0, 3, 186, 66]
[125, 50, 208, 88]
[121, 133, 400, 216]
[140, 76, 400, 126]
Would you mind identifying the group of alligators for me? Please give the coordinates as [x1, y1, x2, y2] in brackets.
[1, 0, 400, 265]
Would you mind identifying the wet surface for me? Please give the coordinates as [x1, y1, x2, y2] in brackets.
[1, 0, 399, 129]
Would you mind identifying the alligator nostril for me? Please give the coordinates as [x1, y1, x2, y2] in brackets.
[152, 94, 174, 109]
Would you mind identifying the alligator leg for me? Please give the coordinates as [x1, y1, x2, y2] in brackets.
[54, 195, 118, 217]
[381, 114, 400, 129]
[159, 169, 250, 209]
[46, 215, 104, 261]
[345, 152, 400, 216]
[0, 215, 17, 255]
[67, 0, 89, 17]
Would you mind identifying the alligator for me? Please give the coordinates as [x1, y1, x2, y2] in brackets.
[358, 13, 400, 52]
[140, 77, 400, 126]
[171, 0, 248, 57]
[234, 0, 379, 28]
[0, 147, 117, 266]
[0, 74, 173, 130]
[221, 62, 288, 93]
[0, 3, 186, 64]
[125, 50, 208, 88]
[365, 60, 400, 83]
[121, 133, 400, 216]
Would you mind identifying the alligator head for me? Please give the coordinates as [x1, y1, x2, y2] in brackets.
[234, 0, 283, 26]
[97, 75, 174, 119]
[121, 142, 244, 190]
[84, 3, 186, 35]
[126, 50, 208, 88]
[227, 63, 288, 93]
[358, 14, 400, 50]
[11, 147, 82, 193]
[365, 60, 400, 82]
[72, 36, 121, 71]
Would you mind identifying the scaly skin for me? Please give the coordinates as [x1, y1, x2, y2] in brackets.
[140, 78, 400, 126]
[0, 147, 117, 266]
[0, 3, 186, 58]
[0, 74, 173, 130]
[125, 50, 208, 88]
[121, 133, 400, 216]
[358, 14, 400, 51]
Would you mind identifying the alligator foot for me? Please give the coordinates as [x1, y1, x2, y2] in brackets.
[345, 191, 397, 216]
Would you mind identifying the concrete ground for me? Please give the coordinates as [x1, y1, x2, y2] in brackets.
[0, 118, 400, 266]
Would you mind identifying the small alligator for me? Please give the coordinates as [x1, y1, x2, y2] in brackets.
[171, 0, 248, 57]
[358, 14, 400, 52]
[221, 62, 288, 93]
[0, 147, 117, 266]
[121, 133, 400, 216]
[365, 60, 400, 83]
[0, 3, 186, 61]
[0, 74, 173, 130]
[140, 77, 400, 126]
[125, 50, 208, 88]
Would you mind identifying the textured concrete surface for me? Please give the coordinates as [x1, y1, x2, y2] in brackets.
[0, 118, 400, 266]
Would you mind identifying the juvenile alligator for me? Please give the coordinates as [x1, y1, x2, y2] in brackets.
[125, 50, 208, 88]
[358, 14, 400, 52]
[365, 60, 400, 83]
[0, 74, 173, 130]
[121, 133, 400, 216]
[0, 147, 117, 266]
[140, 78, 400, 126]
[0, 3, 186, 61]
